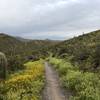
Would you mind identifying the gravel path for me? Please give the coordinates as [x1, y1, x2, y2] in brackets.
[43, 62, 68, 100]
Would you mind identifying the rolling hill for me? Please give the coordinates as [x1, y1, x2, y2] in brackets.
[51, 30, 100, 71]
[0, 33, 23, 55]
[0, 33, 59, 57]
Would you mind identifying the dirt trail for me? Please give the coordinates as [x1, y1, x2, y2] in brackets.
[43, 62, 68, 100]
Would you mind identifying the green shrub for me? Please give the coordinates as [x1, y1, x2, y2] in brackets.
[61, 70, 82, 91]
[57, 61, 73, 76]
[49, 58, 100, 100]
[0, 60, 45, 100]
[0, 52, 8, 79]
[49, 57, 62, 69]
[8, 55, 25, 72]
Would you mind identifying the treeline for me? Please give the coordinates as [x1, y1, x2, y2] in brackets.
[51, 30, 100, 72]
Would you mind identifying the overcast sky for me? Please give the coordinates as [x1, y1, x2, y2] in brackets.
[0, 0, 100, 40]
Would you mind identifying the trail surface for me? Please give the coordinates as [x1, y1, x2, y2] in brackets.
[43, 62, 68, 100]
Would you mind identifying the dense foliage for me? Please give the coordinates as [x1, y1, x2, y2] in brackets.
[0, 33, 59, 73]
[0, 33, 58, 57]
[0, 29, 100, 100]
[0, 52, 7, 79]
[49, 57, 100, 100]
[51, 30, 100, 72]
[0, 60, 44, 100]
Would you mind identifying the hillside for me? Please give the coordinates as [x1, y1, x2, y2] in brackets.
[0, 33, 60, 73]
[0, 31, 100, 100]
[51, 30, 100, 71]
[0, 33, 59, 57]
[0, 33, 24, 55]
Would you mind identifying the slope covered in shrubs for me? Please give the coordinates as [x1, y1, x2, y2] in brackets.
[49, 57, 100, 100]
[0, 33, 59, 73]
[0, 33, 59, 57]
[51, 30, 100, 72]
[0, 60, 45, 100]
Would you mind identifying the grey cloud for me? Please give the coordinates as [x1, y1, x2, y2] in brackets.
[0, 0, 100, 39]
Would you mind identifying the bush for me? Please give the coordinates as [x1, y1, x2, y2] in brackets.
[49, 57, 62, 69]
[8, 55, 25, 72]
[61, 70, 82, 91]
[0, 52, 8, 79]
[0, 60, 45, 100]
[49, 58, 100, 100]
[57, 61, 74, 76]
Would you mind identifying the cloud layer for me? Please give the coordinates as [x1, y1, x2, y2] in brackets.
[0, 0, 100, 39]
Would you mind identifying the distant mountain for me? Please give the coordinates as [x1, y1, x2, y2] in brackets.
[15, 36, 31, 42]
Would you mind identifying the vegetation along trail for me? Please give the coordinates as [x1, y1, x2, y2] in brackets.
[43, 62, 68, 100]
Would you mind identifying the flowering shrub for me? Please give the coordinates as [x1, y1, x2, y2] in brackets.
[49, 57, 100, 100]
[0, 60, 44, 100]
